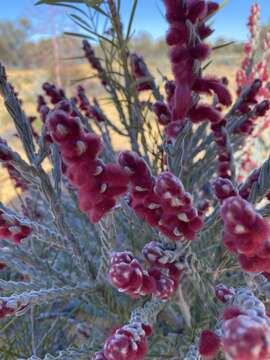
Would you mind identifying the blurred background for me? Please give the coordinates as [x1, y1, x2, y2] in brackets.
[0, 0, 269, 203]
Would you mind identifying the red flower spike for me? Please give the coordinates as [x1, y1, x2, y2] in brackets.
[82, 40, 107, 87]
[48, 107, 127, 223]
[199, 330, 221, 358]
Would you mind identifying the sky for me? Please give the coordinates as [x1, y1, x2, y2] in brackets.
[1, 0, 270, 41]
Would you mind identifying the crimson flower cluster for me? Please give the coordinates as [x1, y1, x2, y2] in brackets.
[92, 322, 152, 360]
[47, 107, 129, 223]
[76, 85, 105, 122]
[199, 329, 221, 358]
[130, 53, 154, 92]
[236, 3, 260, 89]
[234, 79, 270, 135]
[220, 196, 270, 273]
[0, 209, 32, 244]
[82, 40, 108, 87]
[211, 118, 232, 179]
[119, 151, 203, 241]
[42, 82, 65, 105]
[109, 243, 182, 300]
[160, 0, 232, 139]
[212, 177, 238, 202]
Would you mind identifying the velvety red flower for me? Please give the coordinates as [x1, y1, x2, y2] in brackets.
[238, 254, 270, 273]
[199, 330, 221, 358]
[193, 77, 232, 106]
[142, 241, 167, 267]
[48, 108, 128, 223]
[152, 102, 171, 125]
[211, 177, 238, 201]
[189, 104, 222, 123]
[166, 22, 188, 46]
[42, 82, 65, 104]
[215, 284, 235, 303]
[82, 40, 107, 87]
[220, 196, 270, 257]
[148, 267, 175, 300]
[223, 316, 270, 360]
[130, 53, 153, 92]
[104, 323, 149, 360]
[187, 0, 207, 23]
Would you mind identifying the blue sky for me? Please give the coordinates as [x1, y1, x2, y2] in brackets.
[1, 0, 270, 41]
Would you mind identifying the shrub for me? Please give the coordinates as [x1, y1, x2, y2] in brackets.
[0, 1, 270, 359]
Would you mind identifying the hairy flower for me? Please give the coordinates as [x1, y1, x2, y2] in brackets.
[199, 330, 221, 358]
[102, 322, 150, 360]
[48, 108, 129, 223]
